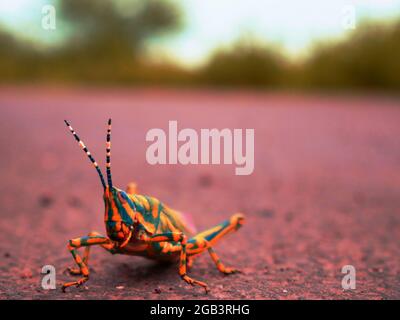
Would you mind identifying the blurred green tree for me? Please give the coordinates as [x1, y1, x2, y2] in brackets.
[0, 0, 182, 83]
[54, 0, 182, 81]
[302, 20, 400, 91]
[200, 40, 285, 88]
[59, 0, 181, 56]
[0, 3, 399, 92]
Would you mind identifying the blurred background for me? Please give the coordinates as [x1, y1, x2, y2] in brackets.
[0, 1, 400, 300]
[0, 0, 399, 91]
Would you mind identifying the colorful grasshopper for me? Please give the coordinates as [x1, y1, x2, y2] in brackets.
[62, 119, 245, 293]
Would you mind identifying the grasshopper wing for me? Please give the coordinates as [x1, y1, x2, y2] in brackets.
[162, 206, 197, 237]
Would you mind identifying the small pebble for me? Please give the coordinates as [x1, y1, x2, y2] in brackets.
[68, 197, 83, 208]
[198, 174, 213, 188]
[38, 195, 54, 208]
[116, 286, 125, 290]
[257, 208, 275, 218]
[20, 268, 33, 279]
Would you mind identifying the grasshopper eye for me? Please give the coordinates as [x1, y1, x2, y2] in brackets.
[117, 193, 127, 204]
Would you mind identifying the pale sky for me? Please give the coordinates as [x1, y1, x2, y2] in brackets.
[0, 0, 399, 65]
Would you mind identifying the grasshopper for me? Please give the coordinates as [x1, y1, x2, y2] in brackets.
[62, 119, 245, 293]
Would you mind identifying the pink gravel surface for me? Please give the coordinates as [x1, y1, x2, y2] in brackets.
[0, 87, 399, 300]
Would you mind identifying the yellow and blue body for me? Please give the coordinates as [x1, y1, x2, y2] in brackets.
[62, 119, 244, 293]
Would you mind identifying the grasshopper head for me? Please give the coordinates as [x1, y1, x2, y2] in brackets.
[103, 186, 137, 242]
[64, 119, 139, 243]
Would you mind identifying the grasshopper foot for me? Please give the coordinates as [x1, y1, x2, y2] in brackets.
[66, 267, 82, 276]
[222, 267, 241, 275]
[62, 277, 89, 292]
[181, 274, 209, 293]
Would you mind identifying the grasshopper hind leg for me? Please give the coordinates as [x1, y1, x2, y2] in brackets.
[186, 213, 245, 275]
[139, 231, 209, 292]
[207, 247, 240, 274]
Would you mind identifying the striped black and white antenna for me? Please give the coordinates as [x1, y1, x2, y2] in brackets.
[64, 120, 107, 190]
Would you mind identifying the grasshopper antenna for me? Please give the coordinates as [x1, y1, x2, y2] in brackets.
[64, 120, 107, 190]
[106, 118, 113, 188]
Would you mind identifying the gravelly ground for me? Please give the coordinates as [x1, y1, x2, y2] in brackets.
[0, 87, 399, 300]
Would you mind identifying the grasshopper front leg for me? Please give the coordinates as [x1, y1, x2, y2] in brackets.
[66, 231, 112, 275]
[62, 233, 116, 292]
[140, 232, 209, 293]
